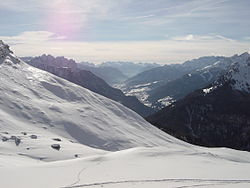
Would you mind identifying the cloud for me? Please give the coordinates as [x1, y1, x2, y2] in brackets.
[171, 34, 235, 42]
[0, 0, 120, 38]
[172, 34, 195, 41]
[135, 15, 155, 19]
[1, 0, 249, 42]
[2, 31, 249, 64]
[0, 31, 65, 45]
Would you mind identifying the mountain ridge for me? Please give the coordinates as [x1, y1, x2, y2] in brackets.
[147, 55, 250, 151]
[25, 54, 155, 117]
[119, 53, 250, 109]
[0, 40, 181, 162]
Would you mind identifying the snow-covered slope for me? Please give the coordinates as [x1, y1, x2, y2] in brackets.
[26, 54, 155, 117]
[2, 146, 250, 188]
[0, 40, 185, 161]
[1, 40, 250, 188]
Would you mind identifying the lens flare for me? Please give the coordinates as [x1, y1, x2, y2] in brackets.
[47, 0, 83, 39]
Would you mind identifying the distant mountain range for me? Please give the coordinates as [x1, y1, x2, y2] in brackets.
[147, 52, 250, 151]
[100, 61, 160, 78]
[77, 62, 128, 85]
[117, 64, 190, 107]
[24, 54, 155, 117]
[118, 55, 247, 109]
[77, 61, 160, 85]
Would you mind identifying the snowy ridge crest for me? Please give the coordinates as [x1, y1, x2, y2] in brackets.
[29, 54, 77, 71]
[0, 40, 13, 58]
[0, 40, 21, 66]
[202, 52, 250, 94]
[225, 59, 250, 92]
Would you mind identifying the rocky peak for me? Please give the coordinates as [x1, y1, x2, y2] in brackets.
[202, 54, 250, 94]
[29, 54, 77, 71]
[211, 57, 250, 93]
[0, 40, 13, 58]
[225, 59, 250, 92]
[231, 52, 250, 63]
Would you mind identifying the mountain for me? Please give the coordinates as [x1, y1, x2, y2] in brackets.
[146, 56, 233, 109]
[100, 61, 160, 77]
[28, 54, 78, 71]
[78, 62, 128, 85]
[26, 55, 155, 117]
[1, 40, 250, 188]
[147, 53, 250, 151]
[146, 67, 222, 109]
[118, 56, 223, 108]
[0, 40, 175, 155]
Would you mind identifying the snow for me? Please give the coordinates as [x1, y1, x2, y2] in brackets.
[203, 86, 216, 94]
[199, 59, 233, 72]
[123, 86, 152, 107]
[227, 62, 250, 92]
[1, 146, 250, 188]
[0, 41, 250, 188]
[0, 51, 182, 154]
[202, 53, 250, 94]
[0, 40, 185, 159]
[116, 81, 161, 108]
[157, 96, 175, 106]
[132, 81, 159, 88]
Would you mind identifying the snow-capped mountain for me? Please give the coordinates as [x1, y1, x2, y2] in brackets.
[26, 55, 155, 117]
[146, 57, 233, 109]
[117, 64, 189, 106]
[182, 56, 226, 70]
[118, 56, 223, 107]
[0, 40, 179, 157]
[147, 54, 250, 151]
[199, 52, 250, 94]
[221, 58, 250, 92]
[1, 41, 250, 188]
[120, 54, 250, 109]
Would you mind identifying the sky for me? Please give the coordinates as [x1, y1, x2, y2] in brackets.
[0, 0, 250, 64]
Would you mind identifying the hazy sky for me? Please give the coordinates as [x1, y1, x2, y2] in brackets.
[0, 0, 250, 64]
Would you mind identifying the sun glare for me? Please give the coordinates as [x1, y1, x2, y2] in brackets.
[47, 0, 83, 39]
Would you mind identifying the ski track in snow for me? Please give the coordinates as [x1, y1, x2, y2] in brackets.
[66, 166, 89, 188]
[62, 179, 250, 188]
[66, 160, 104, 187]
